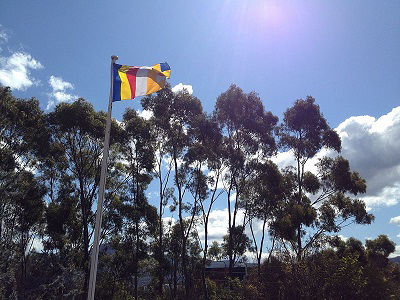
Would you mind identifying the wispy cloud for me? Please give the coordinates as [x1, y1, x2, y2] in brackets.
[49, 75, 73, 91]
[0, 25, 43, 91]
[0, 24, 8, 43]
[0, 52, 43, 90]
[47, 75, 78, 110]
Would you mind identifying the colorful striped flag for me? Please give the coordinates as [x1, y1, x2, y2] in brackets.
[112, 62, 171, 101]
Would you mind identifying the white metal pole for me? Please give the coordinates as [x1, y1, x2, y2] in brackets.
[87, 55, 118, 300]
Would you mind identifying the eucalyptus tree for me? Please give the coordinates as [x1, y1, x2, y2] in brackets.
[245, 235, 400, 299]
[141, 86, 175, 295]
[119, 108, 158, 300]
[0, 87, 48, 298]
[208, 241, 223, 261]
[273, 96, 374, 261]
[244, 160, 286, 273]
[214, 84, 278, 274]
[163, 219, 202, 299]
[44, 98, 123, 294]
[142, 85, 204, 297]
[0, 88, 48, 246]
[185, 113, 225, 299]
[0, 87, 49, 181]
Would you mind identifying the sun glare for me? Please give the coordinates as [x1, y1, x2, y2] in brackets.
[257, 2, 284, 28]
[221, 0, 296, 39]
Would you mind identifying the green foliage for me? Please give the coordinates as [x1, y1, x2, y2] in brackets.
[366, 234, 396, 258]
[243, 236, 400, 300]
[208, 241, 223, 261]
[0, 87, 48, 298]
[206, 277, 245, 300]
[272, 97, 373, 260]
[277, 96, 341, 157]
[1, 85, 398, 299]
[222, 226, 253, 261]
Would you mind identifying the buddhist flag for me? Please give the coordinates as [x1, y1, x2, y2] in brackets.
[112, 62, 171, 101]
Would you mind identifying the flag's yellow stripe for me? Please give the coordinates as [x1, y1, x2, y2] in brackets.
[153, 64, 162, 73]
[162, 69, 171, 79]
[118, 67, 132, 100]
[152, 64, 171, 79]
[147, 69, 164, 95]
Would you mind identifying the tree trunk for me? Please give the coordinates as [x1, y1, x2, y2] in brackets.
[158, 194, 164, 296]
[227, 180, 233, 276]
[173, 259, 177, 300]
[134, 219, 139, 300]
[79, 178, 90, 297]
[258, 219, 267, 272]
[296, 155, 303, 261]
[202, 218, 209, 300]
[157, 156, 165, 296]
[20, 232, 26, 299]
[173, 148, 191, 298]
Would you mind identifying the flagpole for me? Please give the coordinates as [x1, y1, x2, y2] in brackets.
[87, 55, 118, 300]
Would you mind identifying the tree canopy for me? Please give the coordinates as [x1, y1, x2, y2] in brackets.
[0, 85, 397, 300]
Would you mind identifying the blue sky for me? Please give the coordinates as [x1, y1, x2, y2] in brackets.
[1, 0, 400, 256]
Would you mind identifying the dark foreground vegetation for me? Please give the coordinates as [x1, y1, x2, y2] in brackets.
[1, 84, 399, 299]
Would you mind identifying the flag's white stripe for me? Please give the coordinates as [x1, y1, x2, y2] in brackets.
[135, 67, 150, 97]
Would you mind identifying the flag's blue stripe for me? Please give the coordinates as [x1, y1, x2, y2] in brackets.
[112, 64, 122, 102]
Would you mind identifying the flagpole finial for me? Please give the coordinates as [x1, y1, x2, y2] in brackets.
[111, 55, 118, 61]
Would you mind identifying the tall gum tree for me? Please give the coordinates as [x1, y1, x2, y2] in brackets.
[140, 86, 176, 296]
[273, 96, 374, 261]
[185, 113, 224, 299]
[244, 160, 285, 274]
[45, 99, 123, 295]
[120, 108, 157, 300]
[0, 87, 48, 298]
[214, 84, 278, 274]
[142, 85, 203, 298]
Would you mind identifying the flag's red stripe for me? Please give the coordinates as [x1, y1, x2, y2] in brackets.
[126, 67, 139, 98]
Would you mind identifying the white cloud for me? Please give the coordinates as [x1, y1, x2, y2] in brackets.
[229, 192, 237, 202]
[195, 208, 266, 244]
[271, 150, 295, 170]
[172, 83, 193, 95]
[335, 107, 400, 208]
[363, 185, 400, 208]
[197, 209, 231, 242]
[47, 75, 78, 110]
[0, 52, 43, 90]
[162, 216, 177, 227]
[390, 216, 400, 226]
[32, 238, 43, 252]
[389, 245, 400, 258]
[274, 106, 400, 209]
[138, 109, 153, 120]
[49, 75, 73, 91]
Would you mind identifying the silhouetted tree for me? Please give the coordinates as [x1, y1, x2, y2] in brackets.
[214, 84, 278, 275]
[0, 87, 48, 298]
[273, 96, 374, 261]
[142, 85, 204, 298]
[44, 99, 123, 296]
